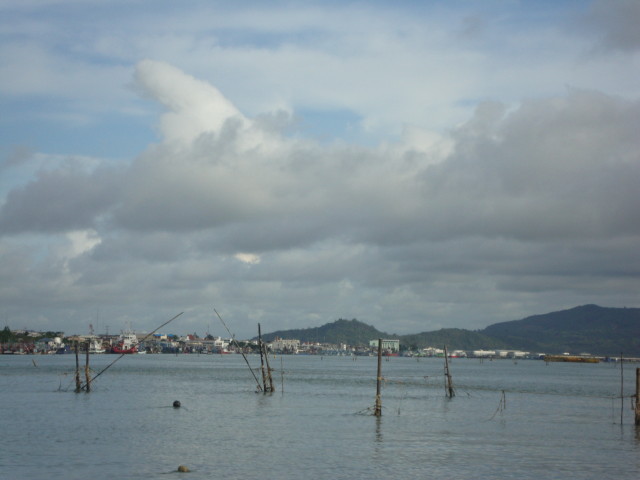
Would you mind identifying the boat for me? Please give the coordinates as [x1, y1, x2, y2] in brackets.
[88, 337, 106, 354]
[112, 330, 138, 354]
[543, 354, 599, 363]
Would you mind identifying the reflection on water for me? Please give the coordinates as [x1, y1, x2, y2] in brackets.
[1, 354, 640, 479]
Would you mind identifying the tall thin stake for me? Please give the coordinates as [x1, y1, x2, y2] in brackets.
[84, 341, 91, 392]
[258, 323, 269, 393]
[374, 338, 382, 416]
[621, 352, 624, 425]
[80, 312, 183, 391]
[280, 355, 284, 394]
[444, 345, 455, 398]
[635, 368, 640, 426]
[74, 341, 81, 392]
[214, 309, 262, 392]
[263, 342, 274, 392]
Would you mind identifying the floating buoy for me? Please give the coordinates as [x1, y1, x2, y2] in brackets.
[177, 465, 190, 472]
[173, 400, 181, 408]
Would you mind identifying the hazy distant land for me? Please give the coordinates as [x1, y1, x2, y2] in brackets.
[259, 304, 640, 357]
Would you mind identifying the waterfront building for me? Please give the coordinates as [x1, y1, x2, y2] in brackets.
[369, 339, 400, 352]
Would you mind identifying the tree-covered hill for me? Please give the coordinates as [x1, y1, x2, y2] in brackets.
[398, 328, 509, 351]
[259, 305, 640, 356]
[259, 319, 506, 351]
[259, 318, 387, 346]
[481, 304, 640, 356]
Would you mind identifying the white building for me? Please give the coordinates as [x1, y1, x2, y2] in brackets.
[369, 339, 400, 352]
[422, 347, 445, 357]
[269, 338, 300, 353]
[472, 350, 496, 358]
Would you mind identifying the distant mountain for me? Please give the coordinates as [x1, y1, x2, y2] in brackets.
[399, 328, 508, 351]
[259, 318, 387, 346]
[481, 304, 640, 356]
[259, 319, 508, 351]
[259, 305, 640, 356]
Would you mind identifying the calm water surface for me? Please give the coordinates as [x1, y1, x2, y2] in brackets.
[1, 354, 639, 479]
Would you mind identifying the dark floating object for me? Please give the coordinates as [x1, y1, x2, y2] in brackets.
[173, 400, 181, 408]
[177, 465, 190, 472]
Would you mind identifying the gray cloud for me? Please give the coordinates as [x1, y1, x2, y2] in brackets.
[1, 62, 639, 338]
[581, 0, 640, 52]
[0, 164, 120, 234]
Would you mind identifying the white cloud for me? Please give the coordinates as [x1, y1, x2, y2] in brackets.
[234, 253, 261, 265]
[134, 60, 245, 144]
[1, 2, 640, 338]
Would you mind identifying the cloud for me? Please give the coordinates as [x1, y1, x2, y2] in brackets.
[0, 159, 120, 234]
[420, 90, 640, 241]
[581, 0, 640, 52]
[2, 51, 640, 337]
[133, 60, 246, 144]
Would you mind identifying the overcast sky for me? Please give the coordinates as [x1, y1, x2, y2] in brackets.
[1, 0, 639, 339]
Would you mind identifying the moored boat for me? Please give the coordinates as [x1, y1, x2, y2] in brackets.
[543, 354, 599, 363]
[88, 337, 106, 354]
[112, 330, 138, 354]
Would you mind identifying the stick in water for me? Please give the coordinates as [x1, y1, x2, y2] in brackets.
[214, 308, 263, 392]
[80, 312, 184, 391]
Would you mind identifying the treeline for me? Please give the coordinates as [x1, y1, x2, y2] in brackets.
[259, 305, 640, 356]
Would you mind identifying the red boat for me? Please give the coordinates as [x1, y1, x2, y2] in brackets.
[111, 330, 138, 354]
[112, 343, 138, 354]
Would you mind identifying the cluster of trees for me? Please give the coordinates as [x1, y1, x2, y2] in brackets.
[0, 327, 62, 344]
[260, 318, 386, 346]
[0, 327, 13, 343]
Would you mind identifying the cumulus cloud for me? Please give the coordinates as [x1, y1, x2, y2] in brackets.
[1, 60, 639, 336]
[134, 60, 246, 144]
[581, 0, 640, 52]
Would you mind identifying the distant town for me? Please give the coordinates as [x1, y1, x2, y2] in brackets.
[0, 326, 588, 360]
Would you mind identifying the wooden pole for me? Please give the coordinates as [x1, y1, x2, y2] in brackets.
[84, 341, 91, 392]
[374, 338, 382, 416]
[280, 355, 284, 394]
[263, 342, 274, 392]
[635, 368, 640, 426]
[258, 324, 268, 393]
[444, 345, 455, 398]
[74, 341, 81, 393]
[80, 312, 183, 391]
[214, 309, 262, 392]
[621, 352, 624, 425]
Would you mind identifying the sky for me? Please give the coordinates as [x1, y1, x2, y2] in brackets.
[1, 0, 639, 340]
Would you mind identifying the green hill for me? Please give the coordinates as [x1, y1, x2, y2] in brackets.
[259, 318, 387, 346]
[259, 305, 640, 356]
[259, 319, 507, 351]
[399, 328, 508, 351]
[481, 304, 640, 356]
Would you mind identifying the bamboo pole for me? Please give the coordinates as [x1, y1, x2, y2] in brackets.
[263, 342, 274, 393]
[635, 368, 640, 426]
[214, 309, 262, 392]
[258, 323, 268, 393]
[374, 338, 382, 416]
[84, 341, 91, 392]
[74, 341, 81, 393]
[621, 352, 624, 425]
[444, 345, 455, 398]
[280, 355, 284, 394]
[80, 312, 183, 391]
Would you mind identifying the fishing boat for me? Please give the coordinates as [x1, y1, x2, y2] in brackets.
[112, 330, 138, 354]
[543, 354, 599, 363]
[88, 337, 106, 354]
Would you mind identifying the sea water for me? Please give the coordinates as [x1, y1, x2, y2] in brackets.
[1, 354, 639, 479]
